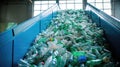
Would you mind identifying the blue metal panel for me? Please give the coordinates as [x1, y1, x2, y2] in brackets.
[13, 22, 39, 66]
[91, 12, 100, 26]
[100, 18, 120, 60]
[14, 16, 41, 36]
[41, 13, 53, 32]
[85, 11, 91, 17]
[0, 30, 13, 67]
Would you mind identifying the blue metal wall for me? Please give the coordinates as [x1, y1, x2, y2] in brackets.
[13, 22, 40, 66]
[0, 29, 13, 67]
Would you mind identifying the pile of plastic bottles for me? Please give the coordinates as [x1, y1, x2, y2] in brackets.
[19, 10, 114, 67]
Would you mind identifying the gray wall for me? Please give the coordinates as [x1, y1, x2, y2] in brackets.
[111, 0, 120, 20]
[0, 0, 33, 32]
[0, 1, 32, 24]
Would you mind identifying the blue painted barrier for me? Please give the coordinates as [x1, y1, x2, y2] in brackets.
[0, 29, 13, 67]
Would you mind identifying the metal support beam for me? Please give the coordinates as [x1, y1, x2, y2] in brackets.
[83, 0, 87, 10]
[56, 0, 59, 6]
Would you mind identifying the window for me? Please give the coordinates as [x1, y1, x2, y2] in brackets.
[34, 1, 56, 16]
[59, 0, 83, 10]
[34, 0, 83, 16]
[87, 0, 111, 15]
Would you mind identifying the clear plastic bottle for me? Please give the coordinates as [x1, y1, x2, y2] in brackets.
[86, 59, 102, 67]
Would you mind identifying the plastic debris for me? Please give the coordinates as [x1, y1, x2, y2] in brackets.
[19, 9, 115, 67]
[6, 22, 17, 30]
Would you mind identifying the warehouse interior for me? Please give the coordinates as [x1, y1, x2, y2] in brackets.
[0, 0, 120, 67]
[0, 0, 120, 24]
[0, 0, 120, 32]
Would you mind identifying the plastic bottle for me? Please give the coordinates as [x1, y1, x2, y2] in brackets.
[86, 52, 97, 60]
[56, 56, 65, 67]
[86, 59, 102, 67]
[72, 51, 86, 57]
[80, 64, 85, 67]
[44, 56, 53, 67]
[19, 59, 30, 66]
[49, 57, 57, 67]
[91, 48, 101, 58]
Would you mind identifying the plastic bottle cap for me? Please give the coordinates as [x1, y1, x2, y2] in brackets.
[41, 62, 44, 65]
[78, 56, 87, 63]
